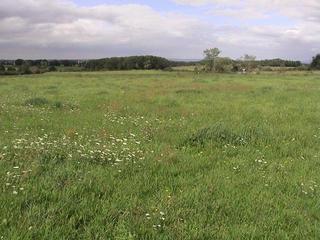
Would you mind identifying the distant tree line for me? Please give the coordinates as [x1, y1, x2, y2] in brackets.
[0, 59, 86, 75]
[254, 59, 302, 67]
[199, 48, 314, 73]
[0, 59, 84, 67]
[85, 56, 170, 71]
[169, 60, 200, 67]
[0, 53, 319, 75]
[0, 56, 171, 74]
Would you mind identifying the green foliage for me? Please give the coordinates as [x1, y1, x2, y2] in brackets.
[7, 66, 16, 72]
[30, 66, 41, 74]
[15, 59, 25, 66]
[85, 56, 170, 71]
[256, 58, 302, 67]
[311, 54, 320, 69]
[0, 66, 17, 75]
[203, 48, 221, 72]
[214, 57, 234, 73]
[0, 57, 305, 75]
[170, 60, 200, 67]
[240, 54, 257, 71]
[19, 64, 32, 74]
[243, 54, 256, 61]
[204, 48, 221, 60]
[48, 66, 57, 72]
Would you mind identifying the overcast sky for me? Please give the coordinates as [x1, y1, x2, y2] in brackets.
[0, 0, 319, 61]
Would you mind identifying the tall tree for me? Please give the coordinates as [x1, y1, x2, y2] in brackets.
[242, 54, 257, 71]
[243, 54, 256, 61]
[203, 48, 221, 72]
[311, 54, 320, 69]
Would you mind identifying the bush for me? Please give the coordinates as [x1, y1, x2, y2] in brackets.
[15, 59, 25, 66]
[28, 66, 42, 74]
[19, 64, 32, 74]
[231, 65, 240, 72]
[48, 66, 57, 72]
[7, 66, 16, 72]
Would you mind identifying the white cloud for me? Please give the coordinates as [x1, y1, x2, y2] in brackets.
[0, 0, 319, 61]
[172, 0, 320, 61]
[173, 0, 320, 22]
[0, 0, 211, 59]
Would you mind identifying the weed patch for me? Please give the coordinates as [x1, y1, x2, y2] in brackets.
[184, 124, 247, 147]
[24, 97, 49, 107]
[183, 123, 270, 147]
[53, 101, 78, 110]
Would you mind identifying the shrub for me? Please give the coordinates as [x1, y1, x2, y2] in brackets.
[214, 57, 233, 73]
[7, 66, 16, 72]
[49, 66, 57, 72]
[15, 59, 25, 66]
[19, 64, 32, 74]
[30, 66, 41, 74]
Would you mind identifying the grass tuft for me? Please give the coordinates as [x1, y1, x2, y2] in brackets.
[175, 89, 202, 94]
[184, 123, 249, 147]
[24, 97, 49, 107]
[40, 152, 67, 165]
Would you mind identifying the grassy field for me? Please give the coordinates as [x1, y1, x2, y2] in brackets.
[0, 70, 320, 239]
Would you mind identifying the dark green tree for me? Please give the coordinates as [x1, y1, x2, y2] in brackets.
[19, 64, 32, 74]
[85, 56, 170, 71]
[311, 54, 320, 69]
[48, 66, 57, 72]
[7, 66, 16, 72]
[15, 59, 25, 66]
[203, 48, 221, 72]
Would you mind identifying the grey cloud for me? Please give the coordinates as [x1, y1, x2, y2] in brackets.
[0, 0, 319, 61]
[0, 0, 212, 59]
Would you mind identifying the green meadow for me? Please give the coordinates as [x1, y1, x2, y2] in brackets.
[0, 70, 320, 239]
